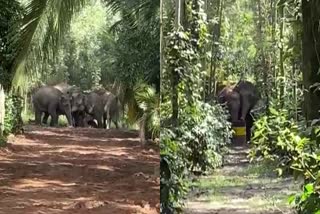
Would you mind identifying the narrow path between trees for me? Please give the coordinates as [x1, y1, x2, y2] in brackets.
[0, 125, 160, 214]
[184, 144, 299, 214]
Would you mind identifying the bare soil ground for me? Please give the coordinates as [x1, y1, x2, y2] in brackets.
[0, 125, 160, 214]
[184, 144, 300, 214]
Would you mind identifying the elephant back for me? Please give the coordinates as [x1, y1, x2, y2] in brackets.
[233, 80, 259, 108]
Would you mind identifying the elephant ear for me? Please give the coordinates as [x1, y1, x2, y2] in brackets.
[60, 93, 71, 103]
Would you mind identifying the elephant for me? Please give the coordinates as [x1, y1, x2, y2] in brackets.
[83, 114, 98, 128]
[100, 91, 120, 129]
[217, 80, 259, 142]
[83, 91, 105, 128]
[42, 83, 86, 127]
[32, 86, 73, 127]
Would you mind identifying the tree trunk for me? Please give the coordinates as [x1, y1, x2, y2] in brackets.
[171, 0, 185, 126]
[302, 0, 320, 121]
[139, 115, 146, 145]
[210, 0, 224, 96]
[160, 0, 163, 100]
[279, 3, 285, 106]
[0, 85, 5, 136]
[271, 0, 278, 95]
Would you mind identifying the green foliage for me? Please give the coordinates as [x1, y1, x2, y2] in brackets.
[160, 102, 232, 212]
[249, 106, 320, 213]
[0, 0, 23, 91]
[3, 93, 24, 136]
[134, 83, 160, 139]
[0, 135, 6, 147]
[179, 101, 231, 172]
[290, 182, 320, 214]
[249, 107, 319, 177]
[160, 128, 189, 213]
[111, 8, 160, 91]
[160, 1, 215, 212]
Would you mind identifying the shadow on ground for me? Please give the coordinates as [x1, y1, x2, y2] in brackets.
[184, 144, 299, 214]
[0, 125, 159, 214]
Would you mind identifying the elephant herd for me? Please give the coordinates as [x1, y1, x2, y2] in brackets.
[32, 83, 120, 129]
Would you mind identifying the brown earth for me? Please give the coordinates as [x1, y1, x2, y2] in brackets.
[0, 125, 160, 214]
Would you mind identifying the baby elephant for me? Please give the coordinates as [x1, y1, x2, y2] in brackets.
[32, 86, 73, 127]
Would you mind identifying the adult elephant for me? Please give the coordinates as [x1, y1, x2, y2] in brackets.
[32, 86, 73, 127]
[83, 91, 105, 128]
[42, 83, 86, 127]
[102, 92, 120, 129]
[217, 80, 259, 142]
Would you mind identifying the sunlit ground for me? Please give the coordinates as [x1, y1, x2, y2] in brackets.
[0, 125, 159, 214]
[184, 146, 301, 214]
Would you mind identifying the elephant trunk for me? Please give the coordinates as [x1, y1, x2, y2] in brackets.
[240, 96, 251, 121]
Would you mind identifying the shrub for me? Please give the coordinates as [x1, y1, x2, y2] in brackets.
[249, 107, 310, 175]
[179, 101, 232, 172]
[3, 93, 24, 136]
[160, 101, 232, 213]
[249, 106, 320, 213]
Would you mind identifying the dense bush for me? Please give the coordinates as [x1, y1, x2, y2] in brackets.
[249, 107, 306, 175]
[179, 101, 232, 172]
[160, 101, 232, 213]
[160, 128, 189, 213]
[3, 93, 24, 137]
[290, 182, 320, 214]
[249, 107, 320, 213]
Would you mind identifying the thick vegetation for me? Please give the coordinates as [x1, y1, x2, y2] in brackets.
[160, 0, 232, 212]
[162, 0, 320, 213]
[0, 0, 160, 143]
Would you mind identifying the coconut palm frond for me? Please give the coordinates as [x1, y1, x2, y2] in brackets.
[11, 0, 88, 92]
[106, 0, 159, 28]
[133, 82, 160, 138]
[134, 83, 157, 111]
[125, 87, 141, 125]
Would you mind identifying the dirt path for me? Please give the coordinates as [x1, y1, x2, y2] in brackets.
[184, 144, 300, 214]
[0, 125, 160, 214]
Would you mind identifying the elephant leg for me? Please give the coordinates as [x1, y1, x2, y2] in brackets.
[42, 112, 49, 125]
[103, 114, 107, 129]
[48, 104, 59, 127]
[106, 109, 111, 129]
[113, 118, 118, 129]
[97, 120, 103, 128]
[49, 112, 58, 127]
[229, 102, 240, 123]
[95, 114, 103, 129]
[106, 116, 111, 129]
[78, 113, 85, 127]
[35, 109, 42, 125]
[72, 112, 80, 127]
[245, 113, 254, 142]
[239, 95, 252, 121]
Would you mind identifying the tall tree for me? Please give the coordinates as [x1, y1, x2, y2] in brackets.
[301, 0, 320, 121]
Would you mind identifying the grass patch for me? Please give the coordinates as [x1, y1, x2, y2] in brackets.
[187, 160, 299, 212]
[22, 109, 69, 127]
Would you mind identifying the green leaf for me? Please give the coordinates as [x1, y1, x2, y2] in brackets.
[305, 183, 314, 194]
[287, 194, 296, 205]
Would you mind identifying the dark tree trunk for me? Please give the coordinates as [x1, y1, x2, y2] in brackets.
[302, 0, 320, 121]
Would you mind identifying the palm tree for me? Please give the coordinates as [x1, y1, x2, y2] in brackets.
[128, 82, 159, 144]
[10, 0, 159, 92]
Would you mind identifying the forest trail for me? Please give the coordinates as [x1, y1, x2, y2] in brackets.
[184, 144, 300, 214]
[0, 125, 160, 214]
